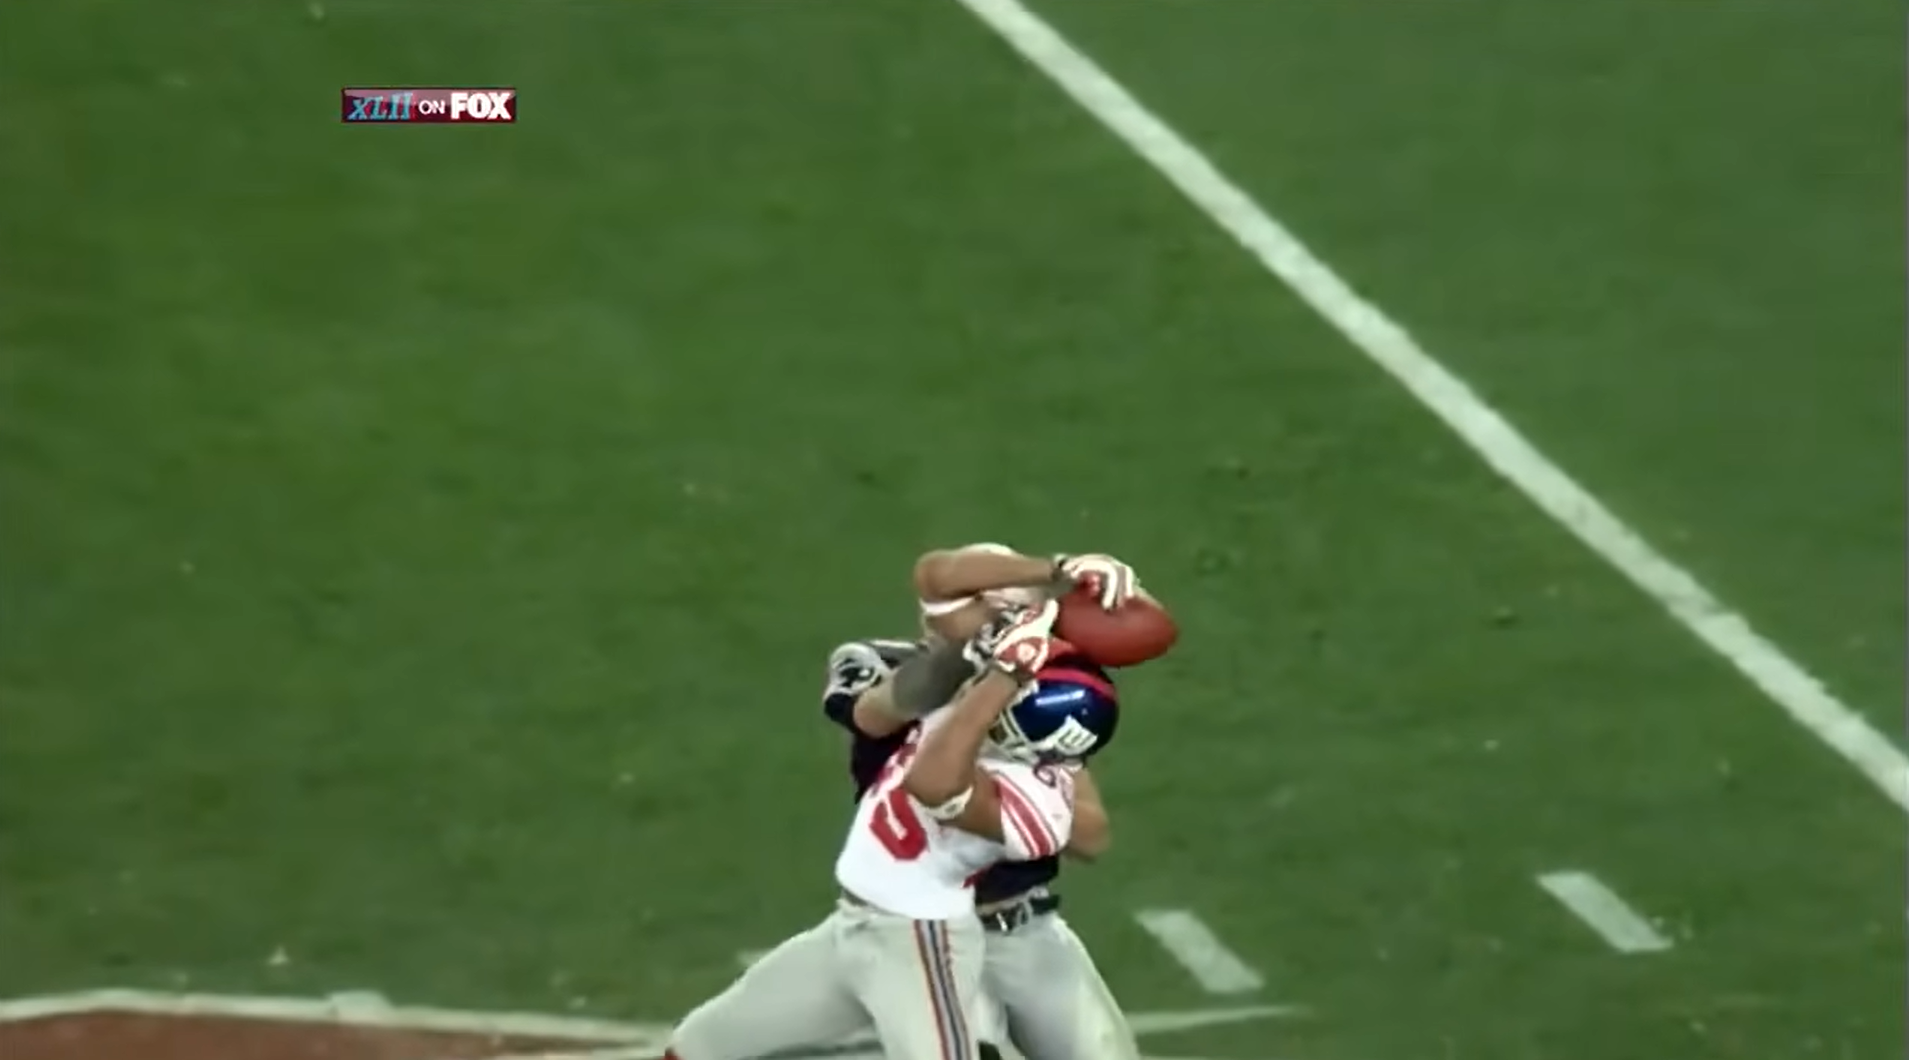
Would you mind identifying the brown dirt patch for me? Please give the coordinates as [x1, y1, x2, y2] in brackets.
[0, 1011, 614, 1060]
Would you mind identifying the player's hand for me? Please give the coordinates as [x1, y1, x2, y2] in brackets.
[824, 642, 890, 701]
[964, 600, 1054, 658]
[978, 599, 1060, 679]
[1054, 553, 1137, 610]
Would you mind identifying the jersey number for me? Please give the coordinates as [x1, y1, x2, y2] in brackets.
[869, 785, 928, 860]
[867, 741, 928, 861]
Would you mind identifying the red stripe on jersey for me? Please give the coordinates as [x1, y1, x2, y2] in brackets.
[995, 776, 1060, 857]
[992, 778, 1040, 854]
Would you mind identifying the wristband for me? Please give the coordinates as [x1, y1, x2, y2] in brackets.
[919, 595, 978, 618]
[921, 785, 974, 821]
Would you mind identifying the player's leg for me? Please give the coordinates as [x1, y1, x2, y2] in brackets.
[668, 915, 867, 1060]
[986, 914, 1139, 1060]
[841, 910, 988, 1060]
[972, 987, 1010, 1058]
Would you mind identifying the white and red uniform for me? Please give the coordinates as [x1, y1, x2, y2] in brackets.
[669, 708, 1076, 1060]
[836, 722, 1075, 918]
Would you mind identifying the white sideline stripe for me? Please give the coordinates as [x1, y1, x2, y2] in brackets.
[0, 989, 667, 1041]
[1537, 871, 1672, 954]
[0, 987, 1303, 1032]
[326, 990, 393, 1018]
[474, 1046, 655, 1060]
[498, 1052, 1259, 1060]
[736, 948, 768, 969]
[1133, 909, 1265, 994]
[951, 0, 1909, 812]
[483, 1003, 1308, 1060]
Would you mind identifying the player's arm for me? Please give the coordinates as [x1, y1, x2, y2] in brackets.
[902, 602, 1059, 812]
[905, 604, 1073, 855]
[1063, 766, 1110, 861]
[912, 542, 1144, 699]
[847, 677, 912, 738]
[912, 544, 1062, 646]
[913, 544, 1059, 613]
[929, 757, 1076, 859]
[886, 638, 982, 720]
[835, 637, 968, 737]
[901, 667, 1025, 816]
[916, 543, 1141, 638]
[823, 640, 923, 738]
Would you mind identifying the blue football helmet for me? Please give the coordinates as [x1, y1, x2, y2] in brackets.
[987, 657, 1120, 764]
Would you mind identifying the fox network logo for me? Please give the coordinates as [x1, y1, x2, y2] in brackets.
[340, 87, 516, 124]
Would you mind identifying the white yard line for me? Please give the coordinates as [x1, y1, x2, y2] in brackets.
[951, 0, 1908, 812]
[1537, 871, 1673, 954]
[1133, 909, 1265, 994]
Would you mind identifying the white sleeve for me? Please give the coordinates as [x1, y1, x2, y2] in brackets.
[919, 586, 1047, 619]
[984, 763, 1075, 860]
[919, 595, 978, 618]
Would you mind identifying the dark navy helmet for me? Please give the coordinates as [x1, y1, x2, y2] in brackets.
[987, 655, 1119, 764]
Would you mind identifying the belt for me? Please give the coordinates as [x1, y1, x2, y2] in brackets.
[978, 893, 1060, 934]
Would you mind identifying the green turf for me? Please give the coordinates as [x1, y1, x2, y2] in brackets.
[1037, 0, 1906, 714]
[1, 3, 1898, 1060]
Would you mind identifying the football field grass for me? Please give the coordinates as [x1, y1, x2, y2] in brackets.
[0, 3, 1899, 1059]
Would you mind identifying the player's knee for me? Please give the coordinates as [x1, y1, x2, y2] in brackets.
[1079, 997, 1140, 1060]
[666, 1027, 718, 1060]
[667, 1003, 735, 1060]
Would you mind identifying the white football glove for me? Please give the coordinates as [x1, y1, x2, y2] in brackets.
[974, 599, 1061, 678]
[1054, 553, 1138, 611]
[963, 600, 1047, 658]
[823, 641, 891, 701]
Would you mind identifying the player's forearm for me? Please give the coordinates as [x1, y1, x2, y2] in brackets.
[888, 640, 979, 717]
[903, 669, 1021, 805]
[848, 679, 913, 737]
[1065, 800, 1110, 860]
[913, 547, 1057, 605]
[1063, 767, 1110, 859]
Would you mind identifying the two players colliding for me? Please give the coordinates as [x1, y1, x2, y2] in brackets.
[665, 543, 1167, 1060]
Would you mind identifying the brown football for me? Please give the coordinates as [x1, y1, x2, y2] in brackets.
[1053, 585, 1178, 668]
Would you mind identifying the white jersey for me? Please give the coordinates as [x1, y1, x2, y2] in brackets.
[834, 719, 1075, 920]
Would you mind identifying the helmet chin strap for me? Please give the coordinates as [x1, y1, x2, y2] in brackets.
[986, 744, 1041, 765]
[981, 732, 1041, 765]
